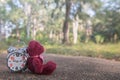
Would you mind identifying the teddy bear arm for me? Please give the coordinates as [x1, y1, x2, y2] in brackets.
[32, 58, 44, 74]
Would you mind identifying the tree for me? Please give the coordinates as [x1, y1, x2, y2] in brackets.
[62, 0, 72, 44]
[72, 15, 79, 44]
[24, 2, 31, 39]
[0, 0, 10, 40]
[7, 0, 25, 41]
[69, 0, 102, 43]
[93, 0, 120, 43]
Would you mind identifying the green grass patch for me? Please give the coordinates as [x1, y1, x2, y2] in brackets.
[1, 40, 120, 61]
[0, 41, 9, 54]
[45, 42, 120, 60]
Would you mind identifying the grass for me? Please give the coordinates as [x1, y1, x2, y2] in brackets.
[0, 41, 9, 54]
[1, 40, 120, 61]
[45, 42, 120, 61]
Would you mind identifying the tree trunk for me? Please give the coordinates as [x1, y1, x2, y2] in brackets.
[73, 19, 79, 44]
[63, 20, 69, 43]
[0, 20, 2, 41]
[26, 16, 30, 39]
[32, 18, 37, 40]
[16, 26, 20, 42]
[49, 30, 53, 40]
[24, 2, 31, 39]
[62, 0, 71, 44]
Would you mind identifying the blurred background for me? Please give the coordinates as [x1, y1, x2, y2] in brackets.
[0, 0, 120, 60]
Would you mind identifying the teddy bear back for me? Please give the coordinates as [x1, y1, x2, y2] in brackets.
[27, 40, 44, 56]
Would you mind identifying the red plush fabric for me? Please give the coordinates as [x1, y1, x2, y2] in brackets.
[27, 40, 56, 75]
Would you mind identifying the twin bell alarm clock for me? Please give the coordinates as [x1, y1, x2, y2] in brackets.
[7, 42, 28, 72]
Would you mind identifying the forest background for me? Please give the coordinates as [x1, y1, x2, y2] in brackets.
[0, 0, 120, 60]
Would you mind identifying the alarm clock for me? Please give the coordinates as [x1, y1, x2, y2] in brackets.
[7, 45, 28, 72]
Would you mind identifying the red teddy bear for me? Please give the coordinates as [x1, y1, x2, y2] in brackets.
[26, 40, 56, 75]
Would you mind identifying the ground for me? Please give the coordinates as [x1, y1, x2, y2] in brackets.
[1, 53, 120, 80]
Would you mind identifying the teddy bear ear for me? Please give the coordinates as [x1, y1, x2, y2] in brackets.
[29, 40, 37, 44]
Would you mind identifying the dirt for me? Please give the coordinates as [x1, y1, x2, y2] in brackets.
[0, 53, 120, 80]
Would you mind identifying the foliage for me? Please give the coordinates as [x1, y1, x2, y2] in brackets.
[0, 41, 9, 53]
[1, 0, 120, 43]
[92, 0, 120, 42]
[94, 34, 104, 44]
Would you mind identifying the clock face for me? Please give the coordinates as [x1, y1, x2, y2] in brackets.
[7, 52, 27, 71]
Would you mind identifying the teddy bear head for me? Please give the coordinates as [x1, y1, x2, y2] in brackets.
[27, 40, 44, 56]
